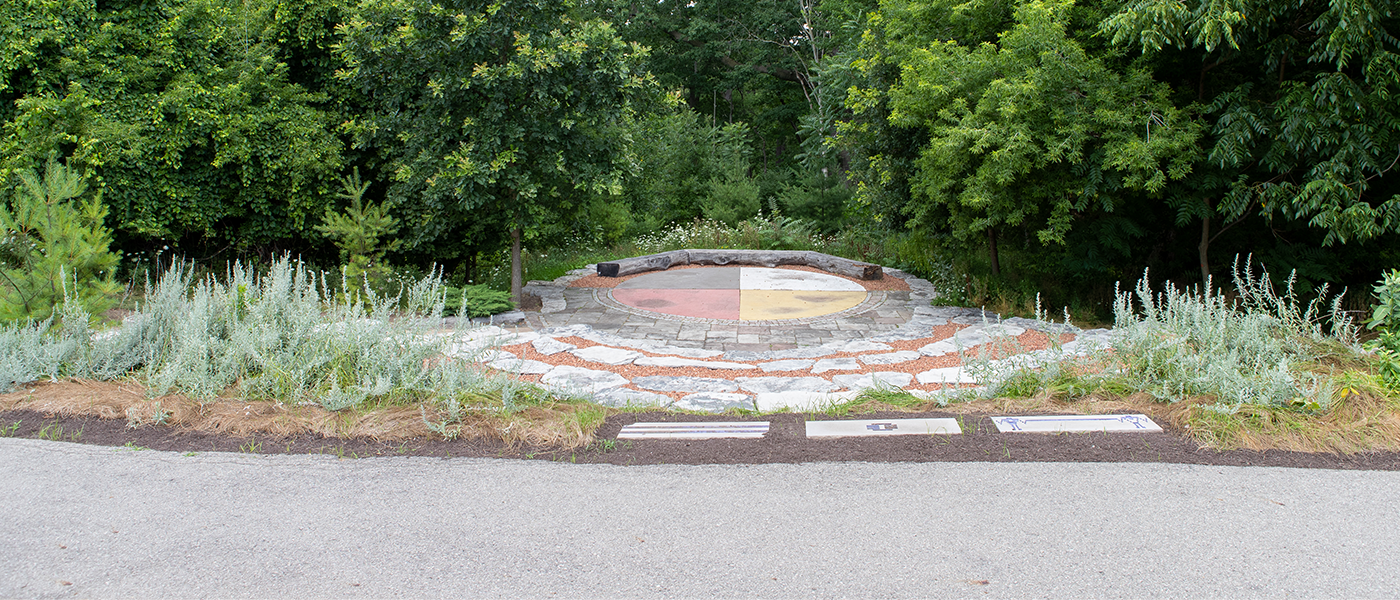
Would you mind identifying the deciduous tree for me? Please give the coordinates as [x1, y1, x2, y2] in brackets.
[337, 0, 661, 301]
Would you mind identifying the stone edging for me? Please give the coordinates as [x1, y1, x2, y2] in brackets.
[521, 256, 1086, 362]
[596, 249, 884, 280]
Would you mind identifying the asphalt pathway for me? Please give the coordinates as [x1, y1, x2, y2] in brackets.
[4, 437, 1398, 599]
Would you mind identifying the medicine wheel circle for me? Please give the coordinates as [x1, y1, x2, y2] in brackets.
[597, 266, 882, 323]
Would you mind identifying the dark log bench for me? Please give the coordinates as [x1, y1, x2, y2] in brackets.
[596, 249, 883, 280]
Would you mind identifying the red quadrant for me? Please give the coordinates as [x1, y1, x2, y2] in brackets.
[611, 288, 740, 319]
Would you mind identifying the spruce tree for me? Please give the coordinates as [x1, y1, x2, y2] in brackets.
[0, 157, 122, 321]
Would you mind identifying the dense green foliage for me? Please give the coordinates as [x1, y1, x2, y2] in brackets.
[1, 0, 348, 250]
[1, 0, 1395, 321]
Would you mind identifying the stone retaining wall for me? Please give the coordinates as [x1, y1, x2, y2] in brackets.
[596, 249, 883, 280]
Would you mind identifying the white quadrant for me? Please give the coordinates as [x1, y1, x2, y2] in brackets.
[618, 421, 769, 440]
[739, 267, 865, 292]
[990, 414, 1162, 433]
[806, 418, 961, 438]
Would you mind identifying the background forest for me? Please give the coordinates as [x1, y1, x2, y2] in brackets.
[2, 0, 1398, 322]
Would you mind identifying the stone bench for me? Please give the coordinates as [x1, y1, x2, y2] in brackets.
[596, 249, 883, 280]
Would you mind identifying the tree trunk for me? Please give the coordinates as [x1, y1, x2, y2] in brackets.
[988, 228, 1001, 277]
[1198, 199, 1212, 286]
[511, 226, 523, 306]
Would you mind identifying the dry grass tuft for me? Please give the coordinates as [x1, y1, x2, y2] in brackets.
[431, 402, 611, 449]
[1157, 383, 1400, 453]
[0, 379, 203, 424]
[0, 379, 607, 447]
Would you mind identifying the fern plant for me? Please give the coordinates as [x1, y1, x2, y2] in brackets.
[0, 157, 122, 322]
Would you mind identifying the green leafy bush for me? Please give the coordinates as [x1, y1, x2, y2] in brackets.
[701, 174, 761, 226]
[0, 157, 121, 322]
[444, 285, 514, 318]
[1365, 269, 1400, 389]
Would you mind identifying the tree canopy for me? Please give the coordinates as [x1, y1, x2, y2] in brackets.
[0, 0, 1395, 310]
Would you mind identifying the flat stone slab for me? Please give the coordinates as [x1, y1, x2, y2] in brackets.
[757, 359, 816, 372]
[832, 372, 915, 390]
[990, 414, 1163, 433]
[531, 337, 576, 355]
[836, 340, 894, 353]
[674, 392, 754, 412]
[859, 351, 922, 365]
[919, 324, 1027, 357]
[568, 346, 642, 365]
[617, 421, 768, 440]
[811, 357, 861, 374]
[753, 390, 859, 412]
[539, 366, 629, 394]
[632, 376, 739, 393]
[592, 388, 673, 408]
[915, 366, 979, 384]
[735, 376, 841, 394]
[487, 358, 554, 375]
[633, 356, 753, 370]
[806, 418, 962, 438]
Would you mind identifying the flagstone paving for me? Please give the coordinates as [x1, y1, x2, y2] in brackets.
[456, 261, 1120, 412]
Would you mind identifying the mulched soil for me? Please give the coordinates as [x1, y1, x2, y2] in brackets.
[5, 408, 1398, 470]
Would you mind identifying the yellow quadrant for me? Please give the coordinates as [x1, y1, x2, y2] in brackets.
[739, 290, 867, 320]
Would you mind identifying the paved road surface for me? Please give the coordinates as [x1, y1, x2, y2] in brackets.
[4, 437, 1398, 599]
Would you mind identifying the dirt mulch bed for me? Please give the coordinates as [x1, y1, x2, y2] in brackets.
[4, 408, 1398, 470]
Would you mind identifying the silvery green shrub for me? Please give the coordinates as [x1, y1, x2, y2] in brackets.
[1109, 260, 1353, 407]
[2, 256, 528, 413]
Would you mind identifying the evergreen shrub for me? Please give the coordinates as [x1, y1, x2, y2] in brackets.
[0, 157, 122, 321]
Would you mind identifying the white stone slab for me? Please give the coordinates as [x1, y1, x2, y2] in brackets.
[832, 372, 914, 390]
[532, 337, 577, 355]
[487, 358, 554, 375]
[811, 357, 861, 374]
[915, 366, 979, 384]
[836, 340, 893, 353]
[580, 333, 724, 358]
[498, 331, 540, 345]
[592, 388, 672, 408]
[859, 351, 922, 365]
[757, 359, 816, 372]
[673, 392, 754, 412]
[474, 349, 515, 363]
[806, 418, 961, 438]
[632, 376, 738, 393]
[739, 268, 866, 292]
[633, 356, 753, 370]
[736, 376, 841, 394]
[569, 346, 642, 365]
[540, 366, 629, 393]
[618, 421, 768, 440]
[918, 324, 1026, 357]
[753, 390, 859, 412]
[990, 414, 1162, 433]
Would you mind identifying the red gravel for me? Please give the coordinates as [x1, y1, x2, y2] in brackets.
[496, 327, 1072, 395]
